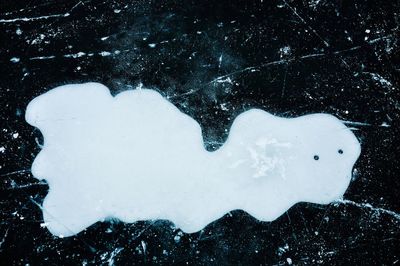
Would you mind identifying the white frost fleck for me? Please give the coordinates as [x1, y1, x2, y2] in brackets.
[99, 51, 112, 57]
[10, 57, 20, 63]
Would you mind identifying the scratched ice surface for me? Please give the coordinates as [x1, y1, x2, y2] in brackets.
[26, 82, 360, 237]
[1, 0, 399, 264]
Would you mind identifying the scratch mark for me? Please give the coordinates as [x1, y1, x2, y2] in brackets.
[281, 63, 289, 97]
[0, 169, 31, 177]
[28, 49, 129, 61]
[0, 228, 9, 250]
[0, 1, 82, 23]
[5, 181, 47, 190]
[282, 0, 330, 47]
[341, 120, 391, 128]
[0, 13, 70, 23]
[29, 197, 97, 252]
[333, 199, 400, 221]
[107, 247, 124, 266]
[205, 36, 391, 88]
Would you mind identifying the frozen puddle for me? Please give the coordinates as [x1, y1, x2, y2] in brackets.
[26, 83, 361, 237]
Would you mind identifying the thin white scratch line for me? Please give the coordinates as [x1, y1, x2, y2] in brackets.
[341, 120, 391, 128]
[282, 0, 330, 47]
[28, 49, 129, 61]
[368, 34, 394, 44]
[0, 169, 31, 177]
[208, 46, 370, 85]
[29, 197, 97, 252]
[29, 55, 57, 60]
[199, 34, 390, 89]
[0, 229, 9, 250]
[107, 247, 124, 266]
[333, 199, 400, 220]
[209, 59, 286, 84]
[29, 197, 78, 236]
[6, 182, 47, 190]
[0, 1, 82, 23]
[0, 13, 70, 23]
[340, 120, 372, 126]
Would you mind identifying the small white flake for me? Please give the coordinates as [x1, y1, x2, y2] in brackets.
[99, 51, 111, 57]
[10, 57, 20, 63]
[40, 222, 49, 228]
[141, 240, 146, 253]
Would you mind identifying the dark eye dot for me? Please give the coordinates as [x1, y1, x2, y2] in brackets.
[338, 149, 344, 154]
[314, 155, 319, 161]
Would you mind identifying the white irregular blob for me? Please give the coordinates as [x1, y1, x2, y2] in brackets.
[25, 82, 361, 237]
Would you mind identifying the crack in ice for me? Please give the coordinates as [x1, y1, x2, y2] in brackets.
[333, 199, 400, 221]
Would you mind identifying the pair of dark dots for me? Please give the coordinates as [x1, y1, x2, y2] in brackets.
[314, 149, 344, 161]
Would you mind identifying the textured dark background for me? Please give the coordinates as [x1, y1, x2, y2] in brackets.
[0, 0, 399, 265]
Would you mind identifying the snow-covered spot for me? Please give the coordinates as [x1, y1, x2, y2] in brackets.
[25, 82, 361, 237]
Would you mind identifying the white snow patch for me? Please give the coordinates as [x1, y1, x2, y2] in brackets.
[25, 82, 361, 237]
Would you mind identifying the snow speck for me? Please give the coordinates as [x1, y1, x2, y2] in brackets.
[279, 46, 291, 58]
[99, 51, 111, 57]
[174, 231, 183, 243]
[10, 57, 20, 63]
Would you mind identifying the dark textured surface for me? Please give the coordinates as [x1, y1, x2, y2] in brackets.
[0, 0, 399, 265]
